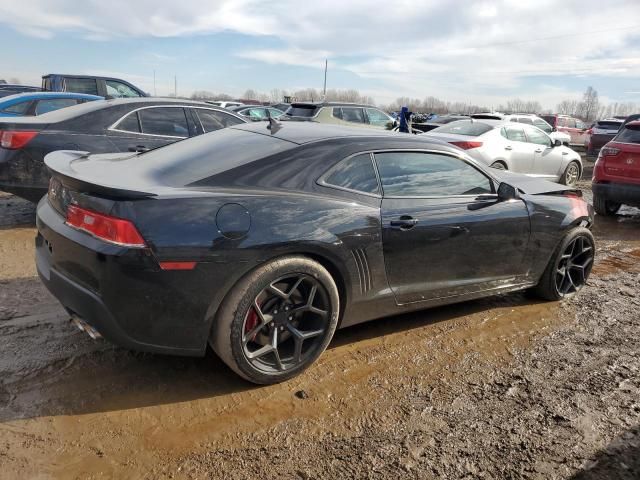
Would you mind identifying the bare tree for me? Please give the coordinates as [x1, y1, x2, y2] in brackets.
[556, 100, 579, 116]
[577, 86, 599, 121]
[243, 89, 258, 100]
[8, 77, 21, 84]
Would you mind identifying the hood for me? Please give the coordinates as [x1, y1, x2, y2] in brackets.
[492, 169, 579, 195]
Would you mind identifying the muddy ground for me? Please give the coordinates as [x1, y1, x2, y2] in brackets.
[0, 177, 639, 479]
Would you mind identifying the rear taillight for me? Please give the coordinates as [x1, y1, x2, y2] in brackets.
[0, 130, 38, 149]
[600, 146, 620, 156]
[449, 141, 483, 150]
[65, 205, 147, 247]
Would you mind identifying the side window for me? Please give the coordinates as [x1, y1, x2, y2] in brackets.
[245, 108, 267, 120]
[34, 98, 78, 115]
[115, 111, 141, 133]
[502, 126, 527, 142]
[534, 119, 552, 133]
[332, 107, 343, 119]
[517, 117, 533, 124]
[556, 117, 567, 127]
[138, 107, 189, 137]
[267, 108, 283, 117]
[322, 153, 379, 195]
[566, 118, 577, 128]
[106, 80, 142, 98]
[375, 152, 493, 197]
[366, 108, 391, 127]
[2, 101, 31, 114]
[341, 107, 365, 124]
[524, 127, 552, 147]
[195, 109, 244, 132]
[64, 78, 99, 95]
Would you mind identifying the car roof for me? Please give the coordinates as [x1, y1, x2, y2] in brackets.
[0, 91, 103, 103]
[0, 97, 230, 124]
[290, 101, 377, 109]
[230, 120, 446, 145]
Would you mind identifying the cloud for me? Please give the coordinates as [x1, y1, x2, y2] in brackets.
[1, 0, 640, 106]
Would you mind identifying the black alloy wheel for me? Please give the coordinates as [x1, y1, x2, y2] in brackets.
[554, 234, 594, 296]
[533, 227, 595, 301]
[211, 256, 340, 384]
[242, 274, 331, 373]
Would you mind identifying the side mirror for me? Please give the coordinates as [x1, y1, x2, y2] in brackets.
[554, 139, 562, 147]
[497, 182, 519, 201]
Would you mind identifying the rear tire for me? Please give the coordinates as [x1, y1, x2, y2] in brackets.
[490, 161, 507, 170]
[593, 194, 621, 216]
[560, 161, 581, 187]
[210, 256, 340, 384]
[532, 227, 595, 301]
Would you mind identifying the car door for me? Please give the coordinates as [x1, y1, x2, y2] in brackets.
[500, 125, 536, 173]
[376, 151, 531, 304]
[523, 126, 563, 178]
[108, 106, 189, 152]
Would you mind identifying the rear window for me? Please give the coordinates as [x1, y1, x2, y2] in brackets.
[2, 100, 30, 114]
[285, 105, 319, 117]
[614, 124, 640, 144]
[433, 121, 493, 136]
[135, 128, 296, 186]
[594, 121, 622, 130]
[540, 115, 555, 125]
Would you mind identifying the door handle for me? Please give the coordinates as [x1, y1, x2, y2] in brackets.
[562, 151, 568, 155]
[128, 145, 149, 153]
[504, 145, 513, 150]
[390, 216, 418, 230]
[534, 148, 543, 153]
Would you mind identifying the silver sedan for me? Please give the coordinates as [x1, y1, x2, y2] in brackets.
[425, 119, 583, 186]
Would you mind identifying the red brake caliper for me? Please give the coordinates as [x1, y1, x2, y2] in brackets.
[245, 306, 260, 339]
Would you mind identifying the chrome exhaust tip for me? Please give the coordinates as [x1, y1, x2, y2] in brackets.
[70, 315, 102, 340]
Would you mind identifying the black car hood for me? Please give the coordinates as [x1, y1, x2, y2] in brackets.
[491, 170, 579, 195]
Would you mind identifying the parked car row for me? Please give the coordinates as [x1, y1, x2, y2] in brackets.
[0, 98, 247, 201]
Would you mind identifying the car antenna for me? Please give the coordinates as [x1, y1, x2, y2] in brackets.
[266, 110, 282, 134]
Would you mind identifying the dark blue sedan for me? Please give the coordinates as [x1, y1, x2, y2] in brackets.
[0, 91, 103, 117]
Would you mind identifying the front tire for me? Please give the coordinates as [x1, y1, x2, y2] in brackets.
[210, 256, 340, 384]
[593, 194, 621, 216]
[532, 227, 595, 301]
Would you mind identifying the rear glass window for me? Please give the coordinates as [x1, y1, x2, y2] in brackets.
[135, 128, 296, 186]
[285, 105, 318, 117]
[433, 121, 493, 136]
[540, 115, 555, 125]
[2, 101, 30, 114]
[35, 98, 78, 115]
[64, 78, 99, 95]
[615, 125, 640, 144]
[323, 153, 379, 194]
[595, 121, 622, 130]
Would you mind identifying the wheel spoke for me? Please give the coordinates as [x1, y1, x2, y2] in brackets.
[246, 342, 274, 359]
[271, 328, 284, 371]
[243, 300, 273, 344]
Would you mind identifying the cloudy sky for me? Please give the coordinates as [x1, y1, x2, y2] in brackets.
[1, 0, 639, 108]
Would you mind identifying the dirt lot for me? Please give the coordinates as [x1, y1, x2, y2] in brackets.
[0, 177, 639, 479]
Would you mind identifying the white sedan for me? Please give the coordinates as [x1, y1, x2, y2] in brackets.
[425, 119, 583, 186]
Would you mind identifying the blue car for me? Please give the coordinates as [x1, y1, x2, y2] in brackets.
[0, 92, 103, 117]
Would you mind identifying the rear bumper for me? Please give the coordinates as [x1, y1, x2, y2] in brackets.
[0, 149, 49, 202]
[592, 181, 640, 206]
[36, 198, 208, 356]
[586, 135, 615, 155]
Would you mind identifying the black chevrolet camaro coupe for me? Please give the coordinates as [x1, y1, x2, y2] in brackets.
[0, 98, 246, 202]
[36, 122, 595, 384]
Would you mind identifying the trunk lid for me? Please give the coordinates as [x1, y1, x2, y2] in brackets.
[602, 141, 640, 182]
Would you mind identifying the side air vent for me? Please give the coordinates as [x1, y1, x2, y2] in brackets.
[351, 248, 372, 294]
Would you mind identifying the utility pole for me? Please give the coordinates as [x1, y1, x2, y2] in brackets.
[323, 59, 328, 99]
[153, 70, 156, 96]
[174, 75, 177, 97]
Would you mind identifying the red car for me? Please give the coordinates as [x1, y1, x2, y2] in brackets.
[540, 114, 588, 147]
[592, 121, 640, 215]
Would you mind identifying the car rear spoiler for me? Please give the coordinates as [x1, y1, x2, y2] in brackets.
[45, 150, 157, 199]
